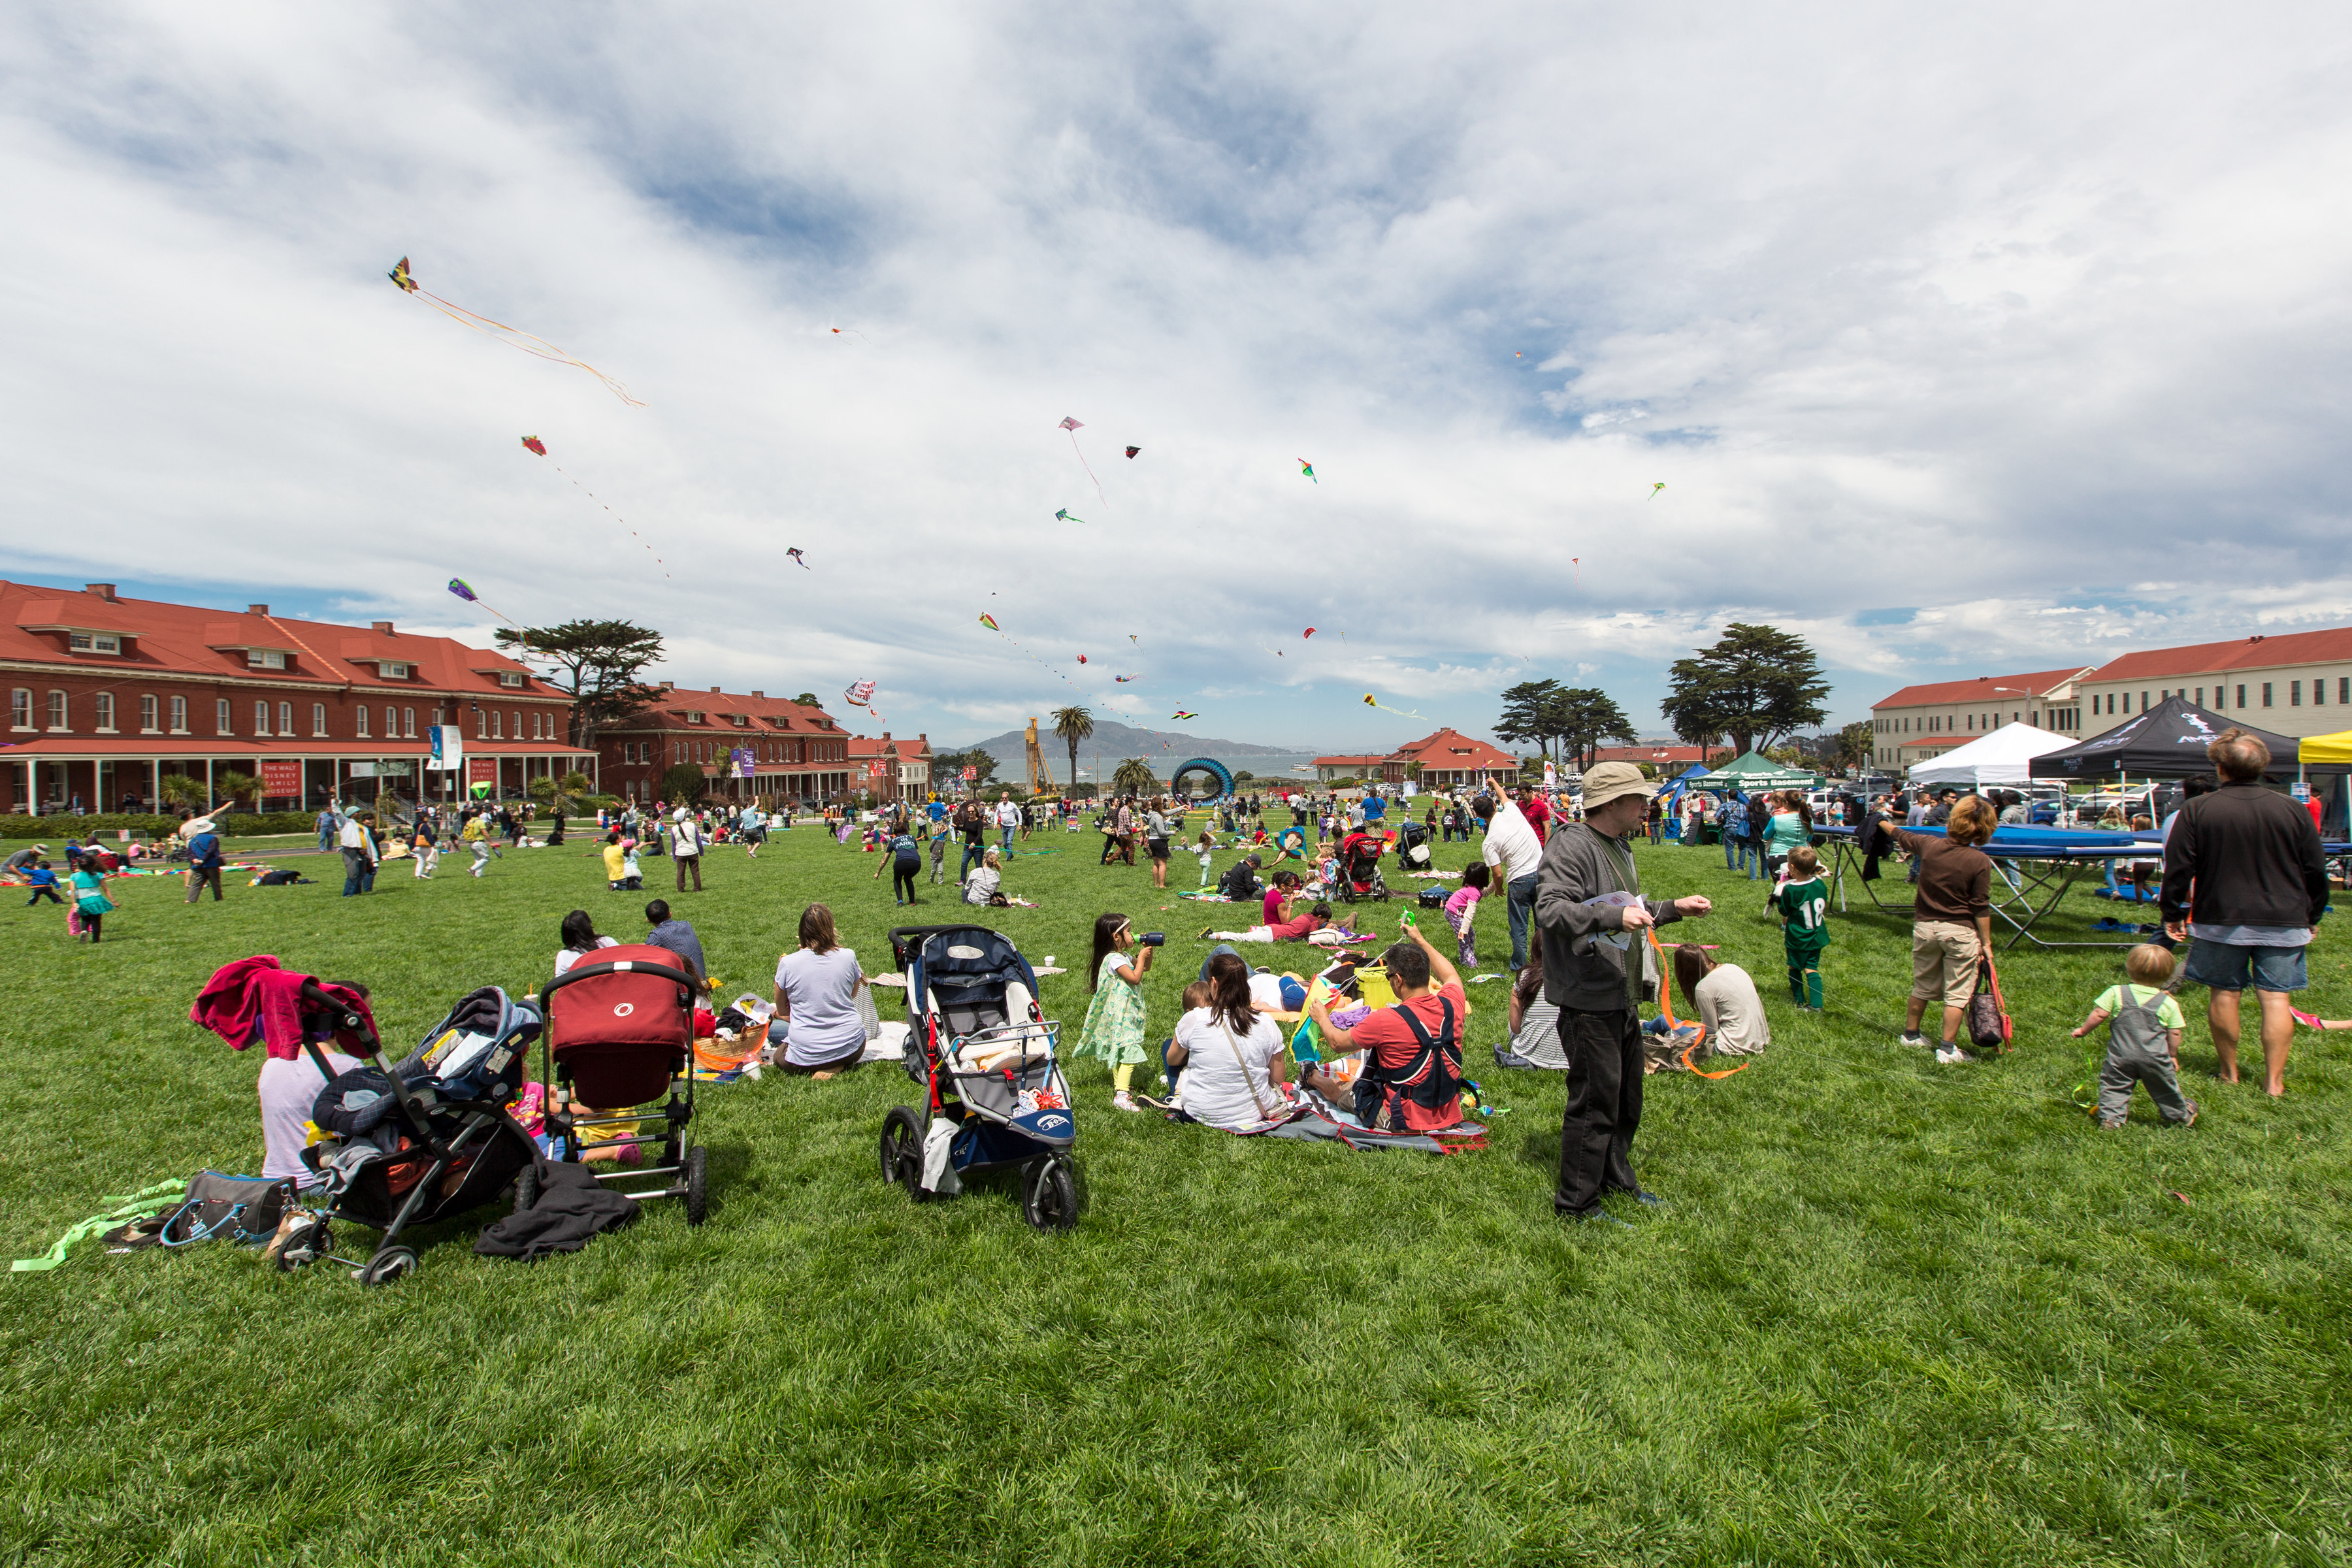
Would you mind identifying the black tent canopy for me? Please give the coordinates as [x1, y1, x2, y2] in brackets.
[2027, 695, 2344, 781]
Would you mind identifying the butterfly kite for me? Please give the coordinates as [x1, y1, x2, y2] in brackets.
[445, 578, 517, 625]
[1171, 711, 1197, 721]
[1124, 446, 1141, 459]
[1298, 459, 1316, 483]
[519, 436, 671, 577]
[1054, 508, 1088, 524]
[389, 258, 643, 406]
[1364, 693, 1424, 719]
[1058, 416, 1105, 504]
[787, 548, 810, 570]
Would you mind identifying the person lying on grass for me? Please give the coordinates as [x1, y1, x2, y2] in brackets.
[1298, 919, 1467, 1132]
[1198, 901, 1335, 945]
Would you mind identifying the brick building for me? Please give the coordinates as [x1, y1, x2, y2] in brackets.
[594, 684, 855, 804]
[0, 579, 588, 815]
[848, 732, 934, 804]
[1313, 728, 1520, 790]
[2074, 629, 2352, 741]
[1867, 667, 2093, 770]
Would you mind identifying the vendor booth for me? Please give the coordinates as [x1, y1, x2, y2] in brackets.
[1906, 723, 2071, 789]
[1695, 751, 1819, 791]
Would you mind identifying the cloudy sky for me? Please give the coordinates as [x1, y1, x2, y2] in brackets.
[5, 4, 2349, 753]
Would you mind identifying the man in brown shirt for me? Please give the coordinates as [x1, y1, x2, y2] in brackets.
[1889, 795, 1997, 1062]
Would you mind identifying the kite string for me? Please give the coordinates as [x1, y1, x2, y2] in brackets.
[1067, 429, 1105, 506]
[548, 463, 672, 578]
[409, 288, 645, 407]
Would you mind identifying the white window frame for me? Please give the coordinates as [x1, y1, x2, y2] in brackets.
[247, 648, 287, 670]
[278, 701, 294, 736]
[48, 690, 69, 731]
[384, 706, 397, 739]
[94, 693, 115, 733]
[69, 631, 122, 655]
[216, 698, 233, 736]
[140, 694, 159, 734]
[498, 670, 525, 688]
[378, 661, 410, 680]
[356, 706, 370, 739]
[255, 700, 271, 736]
[313, 702, 328, 737]
[403, 707, 416, 739]
[170, 695, 189, 734]
[10, 688, 29, 730]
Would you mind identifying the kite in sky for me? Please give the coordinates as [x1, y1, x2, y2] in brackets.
[1054, 508, 1088, 524]
[1124, 446, 1140, 459]
[1650, 482, 1665, 498]
[787, 548, 810, 570]
[1364, 693, 1424, 719]
[520, 436, 671, 578]
[843, 678, 883, 724]
[829, 326, 868, 340]
[1114, 674, 1136, 683]
[1171, 711, 1197, 721]
[1303, 627, 1316, 639]
[1058, 416, 1105, 504]
[1298, 459, 1316, 483]
[1077, 655, 1088, 664]
[445, 578, 517, 625]
[389, 258, 644, 406]
[978, 613, 1000, 631]
[977, 611, 1083, 694]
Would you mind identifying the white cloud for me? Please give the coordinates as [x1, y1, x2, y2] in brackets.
[2, 1, 2348, 747]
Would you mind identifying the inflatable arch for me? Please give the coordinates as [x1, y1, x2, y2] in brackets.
[1167, 757, 1237, 802]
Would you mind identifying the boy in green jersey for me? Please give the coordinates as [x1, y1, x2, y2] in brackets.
[1775, 843, 1831, 1009]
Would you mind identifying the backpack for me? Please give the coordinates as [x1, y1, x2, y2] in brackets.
[159, 1171, 297, 1247]
[1967, 954, 2014, 1053]
[1351, 996, 1463, 1131]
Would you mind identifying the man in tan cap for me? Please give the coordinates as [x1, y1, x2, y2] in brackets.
[1535, 760, 1713, 1225]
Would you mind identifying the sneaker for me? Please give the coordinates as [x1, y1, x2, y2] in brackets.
[1934, 1043, 1971, 1065]
[1899, 1030, 1929, 1049]
[1629, 1189, 1665, 1207]
[1198, 926, 1215, 939]
[2176, 1100, 2200, 1128]
[1111, 1090, 1142, 1113]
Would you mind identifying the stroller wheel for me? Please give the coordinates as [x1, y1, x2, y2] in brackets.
[359, 1246, 417, 1288]
[1022, 1157, 1079, 1232]
[274, 1218, 329, 1273]
[684, 1146, 708, 1225]
[880, 1107, 928, 1202]
[512, 1166, 539, 1215]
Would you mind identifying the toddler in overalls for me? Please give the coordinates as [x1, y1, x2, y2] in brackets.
[2070, 943, 2198, 1129]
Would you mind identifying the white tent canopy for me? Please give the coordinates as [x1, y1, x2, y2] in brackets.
[1906, 723, 2072, 787]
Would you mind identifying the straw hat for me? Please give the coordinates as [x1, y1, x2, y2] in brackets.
[1578, 761, 1656, 812]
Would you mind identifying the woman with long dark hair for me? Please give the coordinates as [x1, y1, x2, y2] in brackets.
[1163, 950, 1292, 1130]
[553, 909, 618, 975]
[772, 902, 869, 1079]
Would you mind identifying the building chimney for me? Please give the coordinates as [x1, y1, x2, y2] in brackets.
[659, 680, 674, 690]
[750, 690, 763, 699]
[710, 686, 721, 694]
[86, 583, 116, 600]
[371, 621, 394, 635]
[250, 604, 270, 615]
[883, 731, 891, 740]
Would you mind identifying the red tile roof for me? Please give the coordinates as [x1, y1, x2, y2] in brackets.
[847, 733, 932, 760]
[1872, 668, 2091, 710]
[1393, 727, 1519, 770]
[2082, 627, 2352, 682]
[0, 580, 552, 698]
[1312, 754, 1392, 768]
[1589, 743, 1708, 764]
[602, 685, 843, 734]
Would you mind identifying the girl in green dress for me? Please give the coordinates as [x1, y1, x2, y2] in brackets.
[1072, 912, 1156, 1112]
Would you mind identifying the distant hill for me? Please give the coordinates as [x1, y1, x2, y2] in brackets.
[953, 719, 1330, 786]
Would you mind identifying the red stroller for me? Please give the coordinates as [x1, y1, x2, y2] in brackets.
[1336, 830, 1391, 903]
[536, 943, 710, 1222]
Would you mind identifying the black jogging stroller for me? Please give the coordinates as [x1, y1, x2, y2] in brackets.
[877, 924, 1078, 1230]
[280, 981, 542, 1286]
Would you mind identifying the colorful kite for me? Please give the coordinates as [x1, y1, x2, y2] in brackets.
[1572, 557, 1580, 586]
[828, 326, 868, 340]
[1054, 508, 1089, 524]
[787, 548, 811, 570]
[1058, 416, 1105, 504]
[978, 613, 1000, 631]
[842, 679, 881, 724]
[1171, 711, 1197, 721]
[445, 578, 517, 625]
[1364, 693, 1424, 719]
[1124, 446, 1141, 459]
[389, 258, 644, 406]
[1114, 674, 1137, 683]
[1303, 627, 1316, 639]
[1649, 482, 1665, 498]
[1298, 459, 1316, 483]
[520, 436, 671, 578]
[1077, 655, 1088, 664]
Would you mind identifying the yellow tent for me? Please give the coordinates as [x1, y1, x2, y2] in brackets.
[2302, 730, 2352, 764]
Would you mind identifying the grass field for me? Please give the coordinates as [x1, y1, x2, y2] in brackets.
[1, 816, 2347, 1566]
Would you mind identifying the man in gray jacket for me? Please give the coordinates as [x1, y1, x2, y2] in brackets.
[1535, 761, 1713, 1223]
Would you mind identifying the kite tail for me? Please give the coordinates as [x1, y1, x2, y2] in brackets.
[1067, 430, 1105, 506]
[409, 289, 646, 406]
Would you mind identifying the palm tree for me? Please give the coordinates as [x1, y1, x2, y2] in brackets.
[1111, 757, 1158, 796]
[1051, 706, 1092, 796]
[529, 769, 595, 845]
[215, 771, 263, 815]
[156, 773, 208, 812]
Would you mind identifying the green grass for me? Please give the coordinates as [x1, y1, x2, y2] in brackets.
[1, 819, 2347, 1566]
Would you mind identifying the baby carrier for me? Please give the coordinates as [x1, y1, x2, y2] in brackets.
[1351, 994, 1464, 1131]
[1396, 819, 1433, 872]
[281, 982, 543, 1286]
[536, 943, 711, 1222]
[877, 924, 1077, 1230]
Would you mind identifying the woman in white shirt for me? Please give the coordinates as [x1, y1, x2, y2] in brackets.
[552, 909, 620, 975]
[964, 847, 1004, 906]
[1672, 944, 1770, 1056]
[1164, 952, 1294, 1130]
[772, 902, 869, 1078]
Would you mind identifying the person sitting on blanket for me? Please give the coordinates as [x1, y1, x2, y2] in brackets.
[1299, 920, 1467, 1132]
[1158, 955, 1296, 1129]
[1198, 901, 1334, 945]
